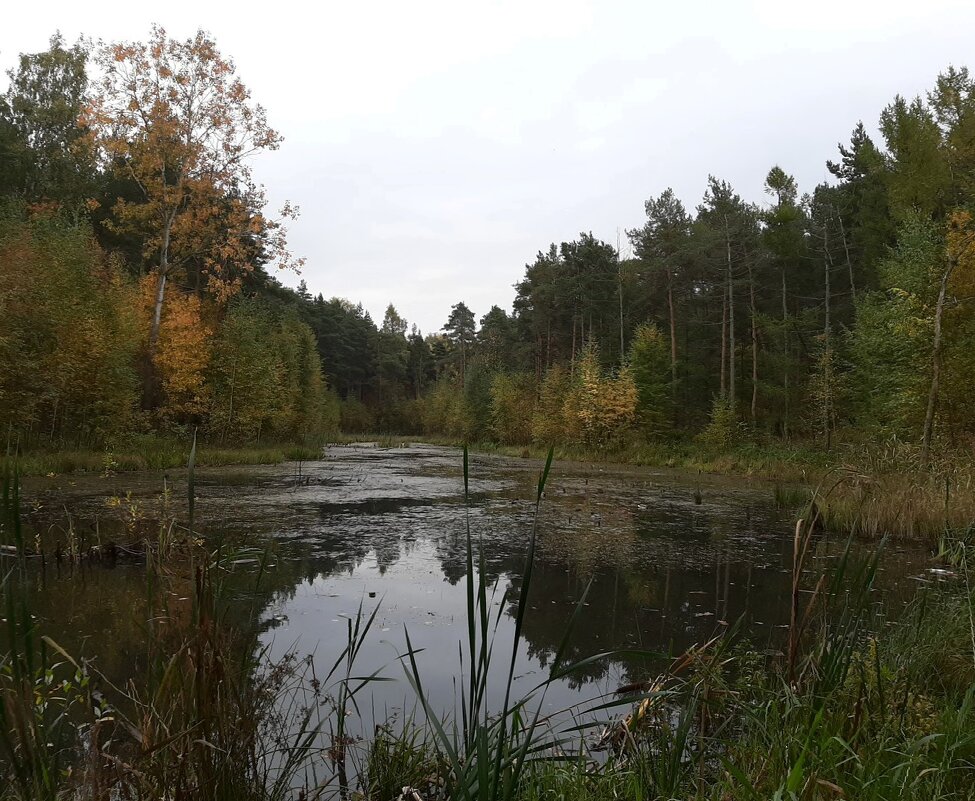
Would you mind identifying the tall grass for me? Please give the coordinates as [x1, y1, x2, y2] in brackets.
[430, 435, 975, 542]
[390, 447, 665, 801]
[361, 472, 975, 800]
[3, 450, 975, 799]
[0, 457, 384, 800]
[2, 434, 324, 477]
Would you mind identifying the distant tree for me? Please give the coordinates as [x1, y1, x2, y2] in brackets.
[827, 122, 895, 281]
[0, 210, 139, 442]
[850, 214, 940, 438]
[150, 286, 213, 425]
[762, 166, 808, 436]
[274, 310, 329, 439]
[0, 34, 95, 206]
[696, 177, 762, 417]
[207, 300, 280, 443]
[489, 372, 535, 445]
[477, 305, 514, 371]
[923, 210, 975, 459]
[627, 188, 692, 389]
[880, 95, 950, 220]
[628, 323, 672, 438]
[929, 67, 975, 204]
[306, 298, 377, 400]
[567, 344, 637, 448]
[531, 365, 572, 445]
[407, 326, 433, 399]
[376, 304, 409, 405]
[513, 234, 621, 372]
[443, 301, 476, 380]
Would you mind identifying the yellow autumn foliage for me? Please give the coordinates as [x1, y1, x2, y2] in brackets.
[532, 365, 572, 445]
[566, 346, 637, 448]
[141, 276, 213, 422]
[489, 372, 535, 445]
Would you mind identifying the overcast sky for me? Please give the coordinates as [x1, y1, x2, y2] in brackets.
[4, 1, 975, 333]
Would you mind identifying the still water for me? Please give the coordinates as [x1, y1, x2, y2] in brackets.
[17, 444, 933, 730]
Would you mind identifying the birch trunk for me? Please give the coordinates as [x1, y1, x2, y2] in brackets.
[922, 254, 957, 462]
[749, 264, 758, 425]
[725, 216, 736, 412]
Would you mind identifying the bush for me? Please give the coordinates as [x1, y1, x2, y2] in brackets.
[697, 395, 739, 450]
[339, 398, 375, 433]
[489, 372, 536, 445]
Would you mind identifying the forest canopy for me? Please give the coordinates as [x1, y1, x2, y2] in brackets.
[2, 31, 974, 457]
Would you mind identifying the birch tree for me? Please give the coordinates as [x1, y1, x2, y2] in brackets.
[87, 26, 300, 376]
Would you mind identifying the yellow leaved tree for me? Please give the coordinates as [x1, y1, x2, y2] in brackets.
[143, 276, 213, 425]
[85, 26, 301, 404]
[567, 345, 637, 448]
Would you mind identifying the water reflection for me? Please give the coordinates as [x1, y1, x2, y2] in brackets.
[17, 445, 931, 721]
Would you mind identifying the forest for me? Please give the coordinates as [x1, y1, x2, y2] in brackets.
[2, 29, 975, 463]
[5, 25, 975, 801]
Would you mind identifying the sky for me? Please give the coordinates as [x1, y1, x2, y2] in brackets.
[3, 0, 975, 334]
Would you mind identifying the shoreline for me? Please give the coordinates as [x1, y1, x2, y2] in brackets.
[6, 434, 973, 544]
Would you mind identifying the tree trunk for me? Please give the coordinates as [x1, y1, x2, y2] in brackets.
[223, 358, 237, 445]
[749, 264, 758, 426]
[725, 217, 736, 412]
[720, 288, 728, 398]
[148, 270, 168, 354]
[823, 221, 832, 339]
[545, 320, 551, 371]
[922, 254, 957, 462]
[782, 269, 790, 439]
[618, 261, 625, 364]
[570, 314, 577, 374]
[147, 214, 175, 357]
[836, 208, 856, 303]
[668, 281, 678, 390]
[822, 224, 834, 450]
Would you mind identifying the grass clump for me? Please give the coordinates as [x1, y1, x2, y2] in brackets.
[813, 440, 975, 544]
[4, 451, 975, 800]
[3, 435, 324, 477]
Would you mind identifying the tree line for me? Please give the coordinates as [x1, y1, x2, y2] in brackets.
[2, 30, 974, 455]
[317, 67, 975, 457]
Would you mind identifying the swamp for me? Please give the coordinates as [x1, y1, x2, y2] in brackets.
[3, 444, 973, 799]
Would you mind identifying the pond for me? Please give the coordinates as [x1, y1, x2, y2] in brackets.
[15, 444, 933, 739]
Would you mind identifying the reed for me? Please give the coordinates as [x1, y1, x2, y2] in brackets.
[2, 436, 324, 477]
[3, 451, 975, 800]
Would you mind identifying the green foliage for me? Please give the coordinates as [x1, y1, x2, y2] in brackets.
[806, 340, 845, 446]
[566, 345, 637, 448]
[420, 378, 467, 439]
[273, 310, 331, 439]
[515, 233, 623, 370]
[697, 395, 739, 450]
[850, 216, 940, 437]
[6, 30, 975, 469]
[0, 206, 139, 445]
[627, 322, 672, 438]
[489, 373, 536, 446]
[881, 95, 952, 220]
[0, 34, 95, 207]
[459, 363, 492, 441]
[206, 300, 329, 444]
[443, 301, 477, 379]
[207, 301, 281, 443]
[339, 398, 375, 434]
[531, 365, 572, 446]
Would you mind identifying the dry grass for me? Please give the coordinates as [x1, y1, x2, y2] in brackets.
[2, 438, 323, 477]
[815, 443, 975, 543]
